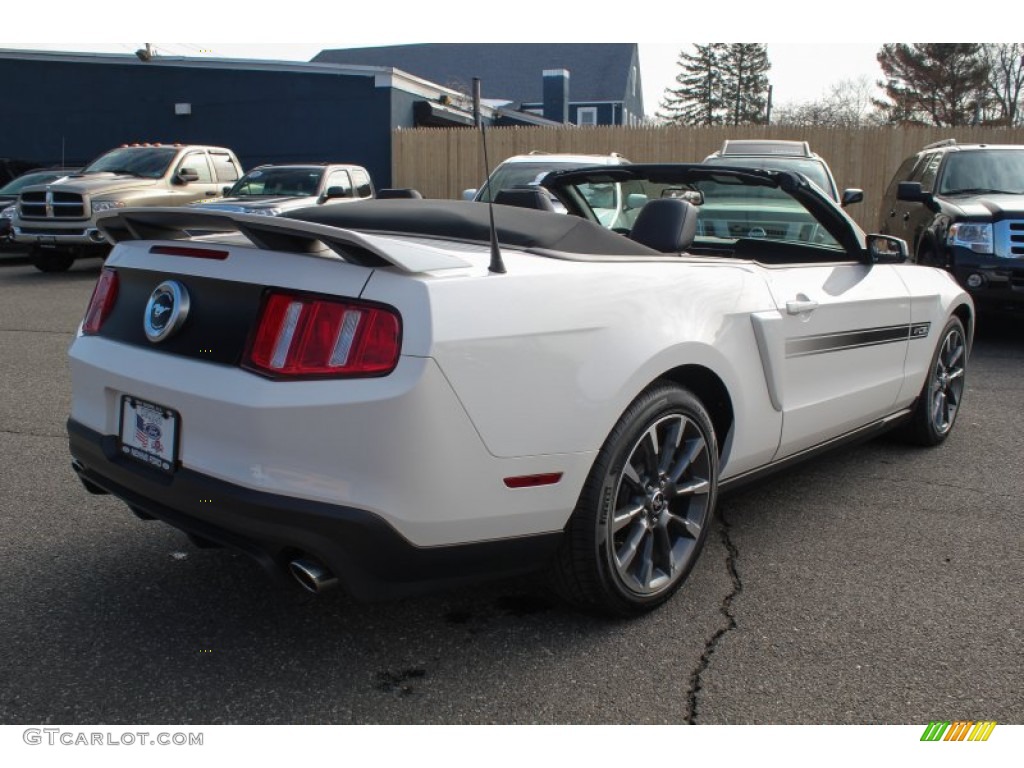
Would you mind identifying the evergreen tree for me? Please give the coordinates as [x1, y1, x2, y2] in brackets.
[658, 44, 728, 125]
[874, 44, 990, 126]
[720, 44, 772, 126]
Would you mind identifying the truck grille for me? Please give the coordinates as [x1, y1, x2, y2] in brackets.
[996, 220, 1024, 258]
[19, 190, 86, 219]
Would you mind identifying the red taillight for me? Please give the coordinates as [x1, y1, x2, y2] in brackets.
[245, 292, 401, 378]
[82, 268, 119, 335]
[149, 245, 229, 260]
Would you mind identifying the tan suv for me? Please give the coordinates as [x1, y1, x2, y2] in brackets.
[13, 143, 242, 272]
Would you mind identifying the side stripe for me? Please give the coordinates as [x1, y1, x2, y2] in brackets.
[786, 323, 930, 359]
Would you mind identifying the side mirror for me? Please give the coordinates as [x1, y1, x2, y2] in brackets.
[897, 181, 929, 203]
[626, 193, 649, 209]
[176, 168, 200, 184]
[221, 186, 231, 196]
[841, 188, 864, 207]
[324, 186, 350, 200]
[867, 234, 908, 264]
[462, 188, 478, 201]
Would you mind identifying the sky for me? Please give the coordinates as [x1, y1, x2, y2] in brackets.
[2, 3, 979, 118]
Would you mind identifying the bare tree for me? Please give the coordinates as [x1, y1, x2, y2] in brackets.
[980, 43, 1024, 126]
[774, 77, 882, 127]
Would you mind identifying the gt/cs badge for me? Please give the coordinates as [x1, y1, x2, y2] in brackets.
[144, 280, 190, 342]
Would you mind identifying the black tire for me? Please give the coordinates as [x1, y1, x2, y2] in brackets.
[550, 382, 719, 617]
[30, 247, 75, 273]
[901, 316, 968, 446]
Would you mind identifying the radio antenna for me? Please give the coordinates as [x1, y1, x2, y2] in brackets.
[479, 108, 506, 275]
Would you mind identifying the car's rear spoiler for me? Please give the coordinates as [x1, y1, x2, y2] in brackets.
[96, 207, 473, 273]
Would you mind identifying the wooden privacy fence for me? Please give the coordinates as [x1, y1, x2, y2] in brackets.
[392, 124, 1024, 232]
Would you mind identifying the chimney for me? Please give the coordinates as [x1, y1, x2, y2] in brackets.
[542, 69, 569, 124]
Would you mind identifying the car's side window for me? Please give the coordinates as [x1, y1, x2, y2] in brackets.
[325, 170, 353, 197]
[882, 154, 924, 200]
[915, 152, 944, 192]
[211, 153, 240, 183]
[351, 170, 373, 198]
[180, 153, 213, 183]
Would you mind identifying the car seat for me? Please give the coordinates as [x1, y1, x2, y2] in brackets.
[627, 198, 699, 253]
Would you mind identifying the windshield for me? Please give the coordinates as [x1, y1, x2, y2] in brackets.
[83, 147, 179, 178]
[477, 162, 590, 202]
[480, 161, 631, 227]
[0, 171, 74, 194]
[564, 175, 843, 250]
[228, 167, 324, 197]
[703, 156, 836, 200]
[938, 150, 1024, 195]
[695, 177, 841, 247]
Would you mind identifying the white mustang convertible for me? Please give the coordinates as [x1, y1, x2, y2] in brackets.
[67, 164, 972, 616]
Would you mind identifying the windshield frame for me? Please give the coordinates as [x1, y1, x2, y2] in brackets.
[542, 163, 867, 259]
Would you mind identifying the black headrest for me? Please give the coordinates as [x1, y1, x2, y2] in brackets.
[377, 188, 424, 199]
[628, 198, 699, 253]
[493, 187, 556, 212]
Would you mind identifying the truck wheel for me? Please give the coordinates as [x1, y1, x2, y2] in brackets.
[30, 248, 75, 273]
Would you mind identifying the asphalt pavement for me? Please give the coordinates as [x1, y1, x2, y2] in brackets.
[0, 254, 1020, 725]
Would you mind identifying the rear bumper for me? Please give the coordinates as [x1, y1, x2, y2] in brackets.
[68, 419, 562, 601]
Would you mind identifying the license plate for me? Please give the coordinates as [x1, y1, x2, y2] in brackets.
[119, 397, 179, 473]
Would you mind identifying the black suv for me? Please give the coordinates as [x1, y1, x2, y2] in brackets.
[880, 139, 1024, 311]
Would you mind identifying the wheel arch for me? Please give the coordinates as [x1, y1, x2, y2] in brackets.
[650, 364, 734, 457]
[951, 301, 974, 353]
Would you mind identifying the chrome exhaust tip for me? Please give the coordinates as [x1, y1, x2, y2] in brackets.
[288, 557, 339, 594]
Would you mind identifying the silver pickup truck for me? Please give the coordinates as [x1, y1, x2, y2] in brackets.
[12, 143, 242, 272]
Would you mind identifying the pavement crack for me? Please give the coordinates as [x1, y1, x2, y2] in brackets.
[687, 506, 742, 725]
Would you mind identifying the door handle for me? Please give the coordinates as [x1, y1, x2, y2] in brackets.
[902, 212, 910, 221]
[888, 209, 896, 218]
[786, 298, 819, 315]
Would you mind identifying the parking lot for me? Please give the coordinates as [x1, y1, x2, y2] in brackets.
[0, 254, 1020, 725]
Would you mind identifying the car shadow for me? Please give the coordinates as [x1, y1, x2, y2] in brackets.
[0, 497, 731, 724]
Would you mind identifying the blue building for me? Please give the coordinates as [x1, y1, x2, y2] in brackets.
[0, 49, 558, 187]
[313, 44, 645, 127]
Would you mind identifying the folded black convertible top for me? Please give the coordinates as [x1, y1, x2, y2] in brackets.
[284, 199, 658, 257]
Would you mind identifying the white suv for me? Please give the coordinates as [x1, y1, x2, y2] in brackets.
[463, 152, 633, 228]
[702, 140, 863, 208]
